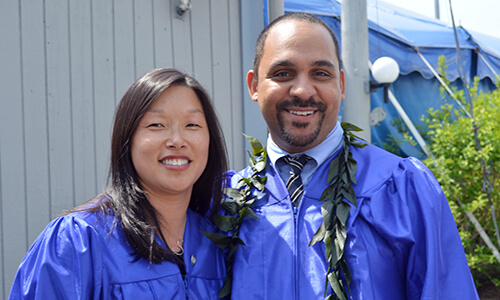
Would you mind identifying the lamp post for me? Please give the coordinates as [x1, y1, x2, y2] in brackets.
[342, 0, 371, 141]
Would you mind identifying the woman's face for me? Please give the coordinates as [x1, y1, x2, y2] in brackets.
[130, 85, 210, 203]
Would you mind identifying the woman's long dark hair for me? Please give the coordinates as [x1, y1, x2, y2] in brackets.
[70, 69, 228, 263]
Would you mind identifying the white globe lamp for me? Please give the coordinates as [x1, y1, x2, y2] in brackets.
[370, 57, 400, 102]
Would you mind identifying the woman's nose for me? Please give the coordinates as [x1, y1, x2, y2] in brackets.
[165, 129, 187, 149]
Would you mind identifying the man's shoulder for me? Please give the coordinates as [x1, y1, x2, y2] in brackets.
[349, 143, 434, 194]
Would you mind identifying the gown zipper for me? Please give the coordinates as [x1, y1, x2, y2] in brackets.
[293, 203, 299, 299]
[183, 274, 189, 299]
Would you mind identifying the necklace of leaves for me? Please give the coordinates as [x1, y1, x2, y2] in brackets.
[202, 123, 367, 299]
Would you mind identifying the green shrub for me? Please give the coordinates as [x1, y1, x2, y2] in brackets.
[384, 56, 500, 287]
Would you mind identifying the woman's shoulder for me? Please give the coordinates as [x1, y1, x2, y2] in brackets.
[37, 209, 115, 247]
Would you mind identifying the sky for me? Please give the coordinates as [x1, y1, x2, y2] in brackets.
[381, 0, 500, 39]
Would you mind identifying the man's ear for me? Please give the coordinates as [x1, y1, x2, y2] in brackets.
[340, 69, 346, 100]
[246, 70, 259, 102]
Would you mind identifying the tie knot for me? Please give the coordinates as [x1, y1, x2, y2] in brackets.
[284, 154, 311, 174]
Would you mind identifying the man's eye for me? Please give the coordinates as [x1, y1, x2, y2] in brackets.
[314, 71, 330, 77]
[272, 71, 293, 80]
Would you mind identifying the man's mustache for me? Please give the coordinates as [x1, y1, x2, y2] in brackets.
[276, 97, 327, 112]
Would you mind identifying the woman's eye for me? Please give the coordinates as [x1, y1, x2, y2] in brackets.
[147, 123, 163, 128]
[186, 123, 200, 128]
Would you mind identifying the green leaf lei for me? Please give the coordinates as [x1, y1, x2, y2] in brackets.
[203, 123, 367, 299]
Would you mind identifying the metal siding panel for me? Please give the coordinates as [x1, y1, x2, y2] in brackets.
[69, 0, 99, 207]
[92, 0, 115, 189]
[0, 0, 27, 297]
[152, 0, 174, 68]
[0, 1, 248, 297]
[228, 0, 244, 170]
[46, 0, 75, 216]
[190, 0, 213, 96]
[240, 0, 268, 151]
[134, 0, 155, 77]
[114, 0, 136, 103]
[209, 0, 234, 165]
[21, 0, 51, 244]
[171, 1, 193, 72]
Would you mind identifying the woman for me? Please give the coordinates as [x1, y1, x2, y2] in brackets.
[9, 69, 228, 299]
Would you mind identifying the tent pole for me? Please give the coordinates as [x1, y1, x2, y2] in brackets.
[477, 51, 499, 78]
[416, 50, 472, 118]
[434, 0, 440, 19]
[387, 89, 433, 158]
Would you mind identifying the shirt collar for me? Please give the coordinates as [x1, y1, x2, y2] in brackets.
[267, 121, 344, 168]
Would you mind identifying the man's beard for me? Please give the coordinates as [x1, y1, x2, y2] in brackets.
[276, 98, 326, 147]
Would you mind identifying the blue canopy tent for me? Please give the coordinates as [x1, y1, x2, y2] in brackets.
[278, 0, 500, 158]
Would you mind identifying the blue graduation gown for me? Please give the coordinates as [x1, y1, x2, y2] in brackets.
[229, 143, 479, 299]
[9, 209, 225, 299]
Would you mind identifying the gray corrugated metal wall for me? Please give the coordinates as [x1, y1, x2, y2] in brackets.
[0, 0, 257, 297]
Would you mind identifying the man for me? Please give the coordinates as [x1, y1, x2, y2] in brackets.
[227, 12, 479, 299]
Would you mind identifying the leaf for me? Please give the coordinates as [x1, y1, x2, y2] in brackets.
[250, 176, 265, 190]
[328, 272, 347, 300]
[335, 225, 347, 252]
[241, 195, 257, 207]
[242, 207, 258, 219]
[221, 198, 240, 215]
[200, 231, 233, 249]
[243, 133, 264, 156]
[341, 122, 363, 132]
[319, 185, 334, 202]
[341, 190, 355, 206]
[310, 222, 327, 246]
[253, 175, 267, 191]
[321, 200, 334, 223]
[336, 203, 350, 226]
[327, 156, 340, 183]
[237, 177, 251, 188]
[351, 139, 368, 149]
[340, 260, 352, 286]
[254, 160, 266, 173]
[247, 150, 256, 168]
[213, 215, 238, 232]
[347, 157, 358, 184]
[232, 236, 246, 245]
[218, 275, 233, 298]
[227, 244, 240, 257]
[223, 188, 245, 201]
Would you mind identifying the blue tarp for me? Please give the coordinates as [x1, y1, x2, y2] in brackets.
[284, 0, 500, 82]
[278, 0, 500, 158]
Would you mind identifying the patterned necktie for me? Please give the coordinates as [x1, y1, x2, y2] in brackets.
[283, 154, 311, 206]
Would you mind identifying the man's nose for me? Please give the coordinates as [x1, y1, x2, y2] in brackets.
[289, 74, 316, 100]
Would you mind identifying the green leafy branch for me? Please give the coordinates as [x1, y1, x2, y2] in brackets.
[201, 134, 267, 298]
[309, 122, 367, 300]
